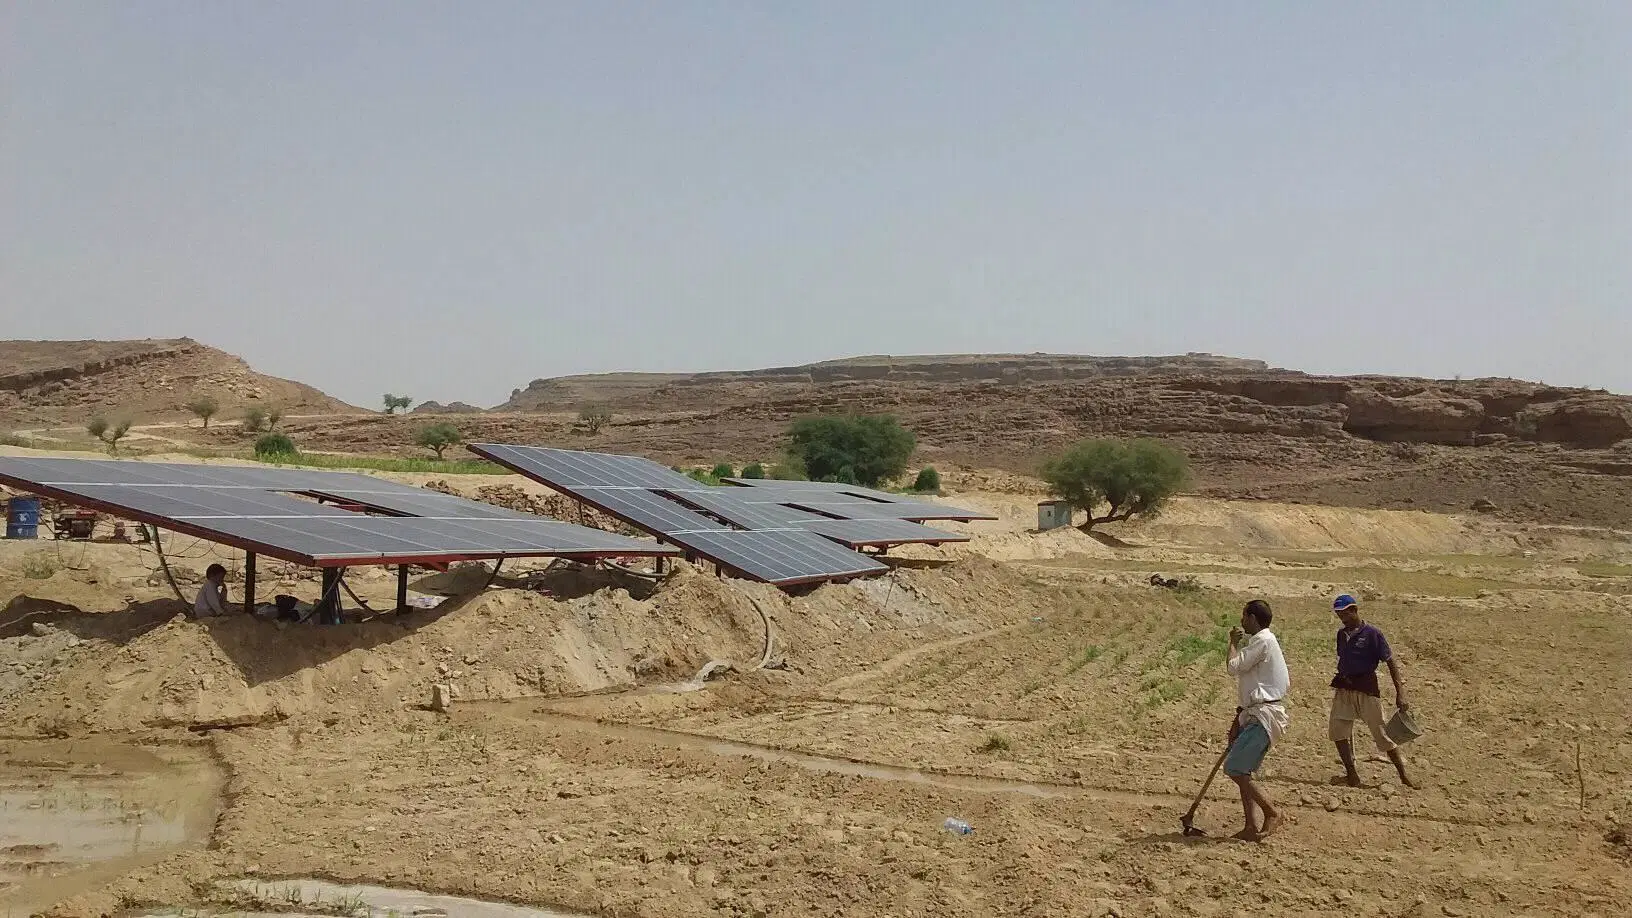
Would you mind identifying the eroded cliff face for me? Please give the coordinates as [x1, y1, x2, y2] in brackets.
[497, 353, 1629, 451]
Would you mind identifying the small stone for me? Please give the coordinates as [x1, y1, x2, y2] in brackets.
[430, 684, 453, 712]
[1324, 799, 1340, 812]
[30, 622, 51, 637]
[1523, 811, 1538, 824]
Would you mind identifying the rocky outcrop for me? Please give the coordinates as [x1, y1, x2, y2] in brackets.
[1516, 397, 1632, 449]
[0, 338, 357, 424]
[1340, 390, 1486, 444]
[413, 401, 483, 414]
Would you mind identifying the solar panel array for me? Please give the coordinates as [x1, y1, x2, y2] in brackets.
[0, 456, 676, 567]
[467, 444, 984, 585]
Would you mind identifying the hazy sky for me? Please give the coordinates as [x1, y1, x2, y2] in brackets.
[3, 2, 1628, 407]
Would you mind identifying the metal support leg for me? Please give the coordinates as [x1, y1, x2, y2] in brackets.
[244, 552, 257, 614]
[397, 564, 409, 612]
[319, 567, 342, 625]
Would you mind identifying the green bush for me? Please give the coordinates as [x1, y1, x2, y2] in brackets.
[740, 462, 766, 479]
[710, 462, 735, 480]
[578, 408, 612, 434]
[911, 467, 941, 493]
[415, 423, 463, 459]
[185, 396, 219, 428]
[1040, 437, 1190, 529]
[785, 414, 916, 487]
[241, 406, 269, 432]
[254, 432, 297, 458]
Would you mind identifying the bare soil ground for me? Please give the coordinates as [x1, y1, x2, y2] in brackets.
[0, 451, 1628, 917]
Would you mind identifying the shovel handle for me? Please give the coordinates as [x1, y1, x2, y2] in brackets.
[1185, 745, 1231, 818]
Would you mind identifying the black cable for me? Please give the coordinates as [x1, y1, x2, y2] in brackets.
[148, 525, 188, 604]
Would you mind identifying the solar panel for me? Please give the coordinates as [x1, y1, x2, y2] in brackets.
[787, 500, 992, 522]
[676, 529, 888, 584]
[301, 487, 539, 521]
[468, 444, 967, 583]
[800, 518, 970, 547]
[471, 444, 699, 490]
[0, 456, 678, 567]
[665, 489, 829, 529]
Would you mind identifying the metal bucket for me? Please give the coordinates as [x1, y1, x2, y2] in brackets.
[1384, 708, 1423, 745]
[5, 496, 41, 539]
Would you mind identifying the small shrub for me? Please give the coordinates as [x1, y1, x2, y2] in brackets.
[21, 552, 57, 580]
[184, 396, 220, 428]
[912, 467, 942, 493]
[241, 406, 269, 433]
[0, 430, 31, 448]
[976, 733, 1012, 754]
[578, 408, 612, 434]
[254, 432, 297, 458]
[86, 416, 133, 454]
[770, 452, 808, 481]
[265, 406, 284, 429]
[740, 462, 766, 479]
[415, 422, 462, 459]
[710, 462, 735, 480]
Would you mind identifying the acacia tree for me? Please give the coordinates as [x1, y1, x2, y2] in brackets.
[1040, 438, 1190, 530]
[383, 394, 413, 414]
[415, 423, 462, 459]
[785, 414, 916, 487]
[86, 416, 133, 455]
[185, 396, 219, 429]
[578, 408, 612, 434]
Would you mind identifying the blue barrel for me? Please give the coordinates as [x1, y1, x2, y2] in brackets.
[6, 496, 41, 539]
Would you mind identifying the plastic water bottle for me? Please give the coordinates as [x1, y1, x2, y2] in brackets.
[942, 817, 973, 835]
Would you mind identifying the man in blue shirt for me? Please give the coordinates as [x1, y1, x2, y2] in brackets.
[1329, 594, 1416, 788]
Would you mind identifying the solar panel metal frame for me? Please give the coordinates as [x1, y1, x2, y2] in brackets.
[0, 457, 678, 567]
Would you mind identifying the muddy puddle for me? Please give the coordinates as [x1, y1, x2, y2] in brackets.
[0, 736, 221, 914]
[138, 878, 592, 918]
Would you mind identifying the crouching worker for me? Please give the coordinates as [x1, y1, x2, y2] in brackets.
[1224, 599, 1290, 841]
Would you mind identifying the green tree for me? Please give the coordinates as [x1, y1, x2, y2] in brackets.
[710, 462, 735, 481]
[265, 405, 284, 429]
[185, 396, 219, 429]
[86, 416, 133, 454]
[241, 406, 269, 432]
[254, 432, 297, 458]
[415, 423, 463, 459]
[740, 462, 766, 480]
[1040, 438, 1190, 530]
[785, 414, 916, 487]
[383, 394, 412, 414]
[912, 467, 942, 493]
[578, 407, 612, 434]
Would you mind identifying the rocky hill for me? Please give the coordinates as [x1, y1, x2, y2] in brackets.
[0, 338, 357, 426]
[496, 353, 1631, 451]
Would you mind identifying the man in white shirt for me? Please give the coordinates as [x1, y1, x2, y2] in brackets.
[1223, 599, 1290, 841]
[193, 563, 229, 618]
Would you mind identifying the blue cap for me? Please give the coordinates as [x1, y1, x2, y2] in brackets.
[1333, 594, 1359, 611]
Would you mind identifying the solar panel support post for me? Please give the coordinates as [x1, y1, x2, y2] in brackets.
[396, 565, 409, 612]
[243, 552, 256, 615]
[319, 567, 342, 625]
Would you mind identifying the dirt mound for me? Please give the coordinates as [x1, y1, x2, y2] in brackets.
[0, 558, 1032, 735]
[0, 338, 357, 426]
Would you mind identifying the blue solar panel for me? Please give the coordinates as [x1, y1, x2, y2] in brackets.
[0, 456, 677, 566]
